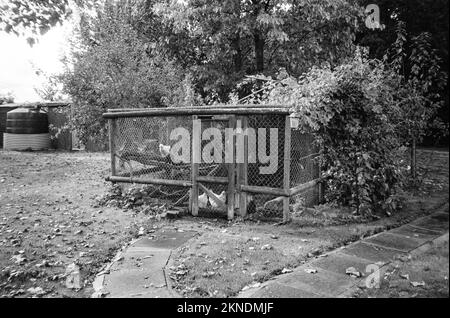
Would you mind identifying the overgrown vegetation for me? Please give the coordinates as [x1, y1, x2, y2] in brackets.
[233, 20, 447, 215]
[234, 44, 446, 215]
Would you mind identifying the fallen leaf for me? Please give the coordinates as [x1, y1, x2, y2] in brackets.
[304, 268, 318, 274]
[261, 244, 273, 250]
[65, 263, 82, 289]
[400, 273, 410, 280]
[27, 287, 46, 296]
[410, 281, 426, 287]
[345, 267, 362, 278]
[11, 254, 26, 265]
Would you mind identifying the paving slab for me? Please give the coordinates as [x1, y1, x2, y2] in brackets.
[109, 250, 172, 271]
[411, 213, 449, 233]
[97, 230, 197, 298]
[340, 241, 405, 263]
[364, 232, 426, 252]
[134, 230, 198, 249]
[249, 283, 324, 298]
[103, 268, 167, 297]
[389, 225, 442, 241]
[276, 267, 355, 297]
[239, 205, 449, 298]
[310, 252, 374, 277]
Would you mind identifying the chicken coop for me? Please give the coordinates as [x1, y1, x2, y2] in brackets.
[103, 105, 322, 222]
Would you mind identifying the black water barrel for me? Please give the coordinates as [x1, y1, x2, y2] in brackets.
[6, 108, 48, 134]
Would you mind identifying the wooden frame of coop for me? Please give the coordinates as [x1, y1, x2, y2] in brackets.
[103, 105, 322, 222]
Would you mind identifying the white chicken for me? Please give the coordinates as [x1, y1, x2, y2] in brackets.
[198, 192, 209, 209]
[234, 193, 254, 209]
[159, 143, 171, 158]
[209, 191, 226, 209]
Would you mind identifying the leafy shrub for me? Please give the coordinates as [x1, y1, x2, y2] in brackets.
[259, 50, 413, 215]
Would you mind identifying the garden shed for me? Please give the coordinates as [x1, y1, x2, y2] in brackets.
[103, 105, 322, 221]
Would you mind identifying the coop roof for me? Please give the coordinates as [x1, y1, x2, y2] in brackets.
[103, 105, 291, 119]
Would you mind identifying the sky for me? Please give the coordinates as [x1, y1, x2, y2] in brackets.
[0, 23, 72, 103]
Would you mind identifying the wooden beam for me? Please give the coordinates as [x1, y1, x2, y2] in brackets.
[109, 119, 116, 178]
[227, 116, 236, 220]
[283, 115, 292, 223]
[289, 179, 319, 196]
[240, 185, 289, 197]
[103, 107, 290, 119]
[106, 176, 192, 187]
[317, 158, 324, 204]
[106, 104, 290, 113]
[197, 176, 228, 184]
[238, 116, 249, 217]
[191, 115, 200, 216]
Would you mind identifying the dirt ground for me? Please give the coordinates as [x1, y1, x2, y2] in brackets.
[0, 151, 154, 298]
[0, 148, 448, 298]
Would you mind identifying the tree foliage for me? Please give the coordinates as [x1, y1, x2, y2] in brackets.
[384, 21, 448, 143]
[59, 1, 187, 145]
[357, 0, 449, 144]
[0, 91, 14, 104]
[153, 0, 363, 100]
[0, 0, 71, 45]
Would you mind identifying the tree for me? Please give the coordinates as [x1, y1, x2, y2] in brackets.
[0, 0, 70, 45]
[0, 91, 14, 104]
[384, 21, 448, 145]
[0, 0, 102, 45]
[59, 0, 187, 145]
[356, 0, 449, 144]
[33, 68, 66, 101]
[153, 0, 363, 100]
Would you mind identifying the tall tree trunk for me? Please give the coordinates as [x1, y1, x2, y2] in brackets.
[232, 34, 243, 73]
[254, 30, 264, 73]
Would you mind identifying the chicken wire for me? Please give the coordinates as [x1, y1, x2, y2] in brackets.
[108, 112, 320, 217]
[112, 116, 193, 206]
[290, 129, 320, 208]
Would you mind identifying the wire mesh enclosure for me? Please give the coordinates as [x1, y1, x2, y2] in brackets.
[103, 105, 321, 221]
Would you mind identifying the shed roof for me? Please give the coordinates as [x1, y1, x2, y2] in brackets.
[103, 104, 292, 119]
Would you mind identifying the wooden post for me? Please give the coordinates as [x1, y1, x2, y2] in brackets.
[109, 119, 116, 178]
[411, 138, 417, 181]
[283, 115, 292, 223]
[227, 116, 236, 220]
[238, 116, 249, 217]
[191, 115, 200, 216]
[317, 154, 324, 204]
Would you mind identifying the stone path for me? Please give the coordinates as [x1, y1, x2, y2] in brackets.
[92, 229, 197, 298]
[93, 203, 448, 298]
[238, 203, 449, 298]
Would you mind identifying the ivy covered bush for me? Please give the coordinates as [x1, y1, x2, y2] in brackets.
[264, 51, 418, 215]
